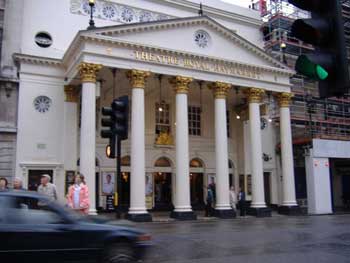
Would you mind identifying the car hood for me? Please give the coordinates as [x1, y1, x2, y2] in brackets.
[78, 219, 146, 235]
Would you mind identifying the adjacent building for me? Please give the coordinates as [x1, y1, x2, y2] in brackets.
[259, 0, 350, 214]
[0, 0, 18, 184]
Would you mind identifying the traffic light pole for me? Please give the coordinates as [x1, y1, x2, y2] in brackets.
[115, 137, 122, 218]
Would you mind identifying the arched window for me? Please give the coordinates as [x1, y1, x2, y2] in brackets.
[154, 157, 172, 167]
[190, 158, 204, 168]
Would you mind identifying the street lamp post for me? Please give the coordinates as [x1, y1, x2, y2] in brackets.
[305, 92, 316, 139]
[88, 0, 96, 30]
[280, 42, 287, 65]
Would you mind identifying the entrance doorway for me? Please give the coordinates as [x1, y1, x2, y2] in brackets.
[154, 172, 172, 210]
[120, 156, 131, 211]
[190, 173, 204, 209]
[154, 157, 173, 210]
[190, 158, 205, 210]
[330, 159, 350, 212]
[264, 172, 271, 206]
[28, 170, 53, 191]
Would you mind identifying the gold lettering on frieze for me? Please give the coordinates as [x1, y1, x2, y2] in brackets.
[133, 50, 262, 80]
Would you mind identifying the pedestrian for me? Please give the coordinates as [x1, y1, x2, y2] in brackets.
[238, 187, 246, 217]
[209, 179, 216, 203]
[0, 177, 9, 191]
[229, 186, 237, 210]
[205, 186, 214, 217]
[13, 177, 25, 190]
[66, 174, 90, 215]
[37, 174, 57, 209]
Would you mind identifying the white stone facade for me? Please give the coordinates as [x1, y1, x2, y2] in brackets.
[6, 0, 300, 216]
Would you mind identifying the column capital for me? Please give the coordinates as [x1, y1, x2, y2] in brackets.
[276, 92, 293, 108]
[209, 82, 231, 99]
[127, 69, 151, 89]
[78, 63, 102, 83]
[170, 76, 193, 94]
[245, 88, 265, 103]
[64, 85, 79, 103]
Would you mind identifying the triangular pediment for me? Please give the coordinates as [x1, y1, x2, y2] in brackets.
[80, 16, 290, 72]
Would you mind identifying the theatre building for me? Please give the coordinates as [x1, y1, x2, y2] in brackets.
[7, 0, 300, 220]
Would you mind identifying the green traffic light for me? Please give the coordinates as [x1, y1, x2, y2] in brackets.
[316, 65, 328, 80]
[295, 55, 329, 80]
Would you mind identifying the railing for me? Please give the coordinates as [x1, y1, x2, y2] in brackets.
[289, 97, 350, 141]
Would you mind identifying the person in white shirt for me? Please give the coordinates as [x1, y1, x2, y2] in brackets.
[37, 174, 57, 208]
[229, 186, 237, 210]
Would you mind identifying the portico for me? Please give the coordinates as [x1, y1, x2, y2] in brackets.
[14, 15, 298, 220]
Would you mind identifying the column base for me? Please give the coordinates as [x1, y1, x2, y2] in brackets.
[214, 209, 236, 219]
[88, 209, 98, 216]
[278, 205, 302, 216]
[170, 211, 197, 221]
[127, 213, 152, 222]
[247, 207, 272, 218]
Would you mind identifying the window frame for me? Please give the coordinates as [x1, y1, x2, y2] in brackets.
[188, 106, 201, 136]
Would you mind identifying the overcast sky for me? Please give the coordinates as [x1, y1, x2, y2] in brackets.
[221, 0, 253, 8]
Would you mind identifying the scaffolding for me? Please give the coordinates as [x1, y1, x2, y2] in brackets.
[257, 0, 350, 142]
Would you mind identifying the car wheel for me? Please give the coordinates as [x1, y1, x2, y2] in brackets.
[103, 243, 136, 263]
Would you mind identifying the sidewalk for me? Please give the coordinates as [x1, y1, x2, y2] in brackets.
[96, 210, 285, 223]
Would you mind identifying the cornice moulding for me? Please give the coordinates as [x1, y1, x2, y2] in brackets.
[13, 53, 62, 67]
[79, 34, 294, 77]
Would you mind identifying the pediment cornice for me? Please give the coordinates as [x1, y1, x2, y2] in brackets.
[75, 16, 292, 73]
[72, 33, 293, 77]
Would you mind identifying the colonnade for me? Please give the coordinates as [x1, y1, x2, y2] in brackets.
[77, 63, 298, 220]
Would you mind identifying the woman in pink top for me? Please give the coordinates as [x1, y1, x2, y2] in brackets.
[67, 174, 90, 215]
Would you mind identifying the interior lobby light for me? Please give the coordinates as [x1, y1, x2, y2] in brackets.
[268, 118, 273, 123]
[236, 115, 241, 120]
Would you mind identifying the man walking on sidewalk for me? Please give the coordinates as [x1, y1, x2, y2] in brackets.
[205, 186, 214, 217]
[37, 174, 57, 209]
[238, 187, 246, 217]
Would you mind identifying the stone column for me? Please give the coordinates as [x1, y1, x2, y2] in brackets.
[127, 69, 152, 222]
[170, 76, 197, 220]
[245, 88, 271, 217]
[210, 82, 236, 218]
[277, 92, 300, 215]
[62, 86, 79, 203]
[78, 63, 102, 215]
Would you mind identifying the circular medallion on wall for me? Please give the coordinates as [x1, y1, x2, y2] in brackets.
[34, 96, 52, 113]
[102, 4, 117, 19]
[194, 30, 211, 48]
[35, 32, 53, 48]
[121, 7, 135, 22]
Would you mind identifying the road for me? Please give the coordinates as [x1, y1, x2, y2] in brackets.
[136, 214, 350, 263]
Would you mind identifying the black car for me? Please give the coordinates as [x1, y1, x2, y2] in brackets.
[0, 191, 151, 263]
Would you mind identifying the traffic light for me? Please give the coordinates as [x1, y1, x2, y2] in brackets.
[100, 96, 129, 159]
[101, 106, 116, 158]
[289, 0, 349, 98]
[111, 96, 129, 141]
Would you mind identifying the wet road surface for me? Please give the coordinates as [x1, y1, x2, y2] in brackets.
[136, 214, 350, 263]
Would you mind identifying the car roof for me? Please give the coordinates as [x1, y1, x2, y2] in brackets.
[0, 190, 50, 201]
